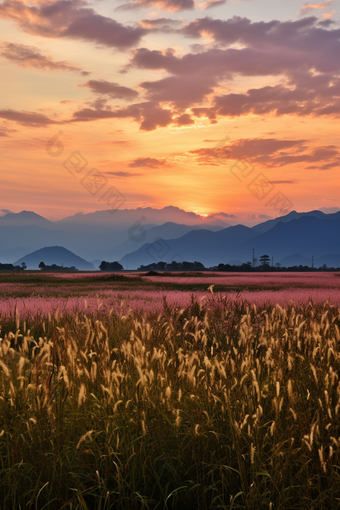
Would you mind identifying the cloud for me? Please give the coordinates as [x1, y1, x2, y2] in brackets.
[174, 113, 195, 125]
[191, 73, 340, 121]
[80, 79, 138, 100]
[204, 0, 227, 9]
[127, 17, 340, 122]
[188, 138, 306, 164]
[129, 157, 170, 167]
[95, 140, 132, 147]
[0, 125, 17, 136]
[298, 0, 334, 15]
[0, 41, 89, 74]
[0, 108, 59, 127]
[117, 0, 194, 12]
[71, 101, 173, 131]
[139, 17, 182, 30]
[187, 138, 340, 170]
[105, 170, 143, 177]
[140, 75, 215, 108]
[0, 0, 147, 49]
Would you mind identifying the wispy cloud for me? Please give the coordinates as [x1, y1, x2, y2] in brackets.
[0, 109, 59, 127]
[129, 157, 170, 168]
[0, 41, 90, 74]
[298, 0, 334, 15]
[79, 79, 138, 100]
[105, 171, 143, 177]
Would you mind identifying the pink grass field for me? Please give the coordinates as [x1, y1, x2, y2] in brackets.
[0, 272, 339, 318]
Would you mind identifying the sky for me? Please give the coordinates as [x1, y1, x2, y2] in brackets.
[0, 0, 340, 223]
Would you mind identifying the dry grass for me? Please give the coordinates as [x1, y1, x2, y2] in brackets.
[1, 296, 340, 509]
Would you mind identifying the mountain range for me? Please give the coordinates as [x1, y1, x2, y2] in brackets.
[119, 210, 340, 269]
[0, 208, 225, 265]
[1, 208, 340, 270]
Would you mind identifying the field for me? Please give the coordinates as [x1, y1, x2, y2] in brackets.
[1, 272, 340, 509]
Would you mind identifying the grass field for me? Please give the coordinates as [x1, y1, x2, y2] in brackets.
[1, 272, 340, 508]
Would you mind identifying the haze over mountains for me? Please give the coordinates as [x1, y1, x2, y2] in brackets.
[1, 208, 340, 270]
[0, 208, 226, 265]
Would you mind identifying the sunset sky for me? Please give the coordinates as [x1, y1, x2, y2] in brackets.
[0, 0, 340, 223]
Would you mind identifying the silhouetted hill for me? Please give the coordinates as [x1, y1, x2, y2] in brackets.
[120, 225, 258, 268]
[15, 247, 95, 270]
[251, 210, 332, 234]
[107, 222, 223, 260]
[120, 212, 340, 269]
[0, 211, 55, 228]
[240, 216, 340, 260]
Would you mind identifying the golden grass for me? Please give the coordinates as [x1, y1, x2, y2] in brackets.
[0, 297, 340, 509]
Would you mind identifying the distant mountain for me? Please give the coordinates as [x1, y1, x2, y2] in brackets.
[251, 210, 339, 234]
[0, 217, 223, 264]
[120, 225, 258, 268]
[120, 211, 340, 269]
[240, 215, 340, 261]
[108, 222, 223, 260]
[2, 208, 340, 269]
[56, 206, 230, 230]
[0, 211, 55, 228]
[15, 247, 95, 270]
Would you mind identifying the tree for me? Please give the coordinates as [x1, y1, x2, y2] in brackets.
[21, 262, 27, 270]
[99, 261, 123, 271]
[39, 261, 46, 270]
[275, 262, 281, 268]
[259, 254, 270, 267]
[110, 261, 123, 271]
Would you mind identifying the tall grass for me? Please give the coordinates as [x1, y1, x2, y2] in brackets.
[1, 296, 340, 509]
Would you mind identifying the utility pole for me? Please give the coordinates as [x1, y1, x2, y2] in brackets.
[252, 249, 257, 268]
[312, 256, 314, 269]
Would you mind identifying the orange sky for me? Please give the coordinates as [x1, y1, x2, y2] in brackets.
[0, 0, 340, 221]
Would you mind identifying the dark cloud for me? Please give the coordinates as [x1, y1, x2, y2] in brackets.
[140, 75, 215, 107]
[192, 75, 340, 121]
[0, 0, 147, 49]
[189, 138, 306, 164]
[182, 15, 340, 71]
[0, 109, 59, 127]
[187, 138, 340, 170]
[105, 170, 143, 177]
[129, 157, 169, 168]
[174, 113, 195, 126]
[80, 79, 138, 100]
[0, 41, 89, 74]
[71, 101, 173, 131]
[126, 16, 340, 122]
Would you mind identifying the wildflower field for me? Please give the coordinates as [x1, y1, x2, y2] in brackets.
[1, 272, 340, 509]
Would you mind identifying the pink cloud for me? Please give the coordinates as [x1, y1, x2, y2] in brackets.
[0, 40, 89, 74]
[80, 79, 138, 100]
[117, 0, 194, 12]
[298, 0, 334, 15]
[0, 0, 147, 49]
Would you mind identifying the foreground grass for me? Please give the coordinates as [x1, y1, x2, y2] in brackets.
[1, 297, 340, 509]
